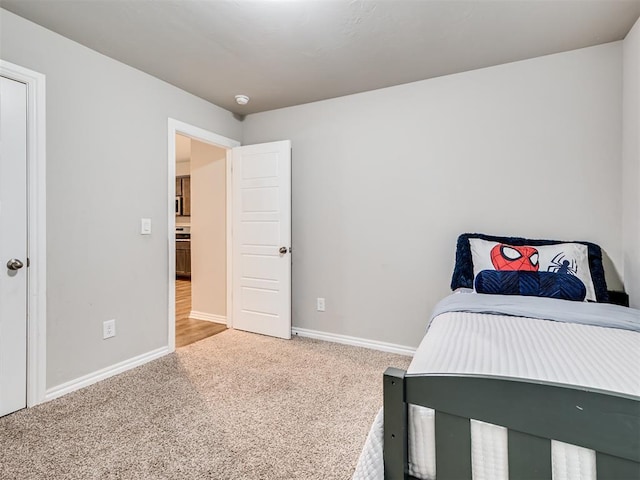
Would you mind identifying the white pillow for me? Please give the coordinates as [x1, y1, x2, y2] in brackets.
[469, 238, 596, 301]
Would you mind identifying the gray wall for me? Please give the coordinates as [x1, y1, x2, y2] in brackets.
[0, 9, 243, 387]
[243, 43, 624, 348]
[0, 6, 631, 388]
[623, 18, 640, 308]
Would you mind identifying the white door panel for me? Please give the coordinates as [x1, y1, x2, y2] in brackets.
[0, 75, 28, 417]
[232, 141, 291, 339]
[241, 222, 280, 245]
[242, 187, 279, 213]
[242, 254, 279, 281]
[241, 286, 279, 315]
[241, 152, 279, 179]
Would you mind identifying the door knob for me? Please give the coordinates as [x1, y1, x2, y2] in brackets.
[6, 259, 24, 271]
[279, 247, 288, 255]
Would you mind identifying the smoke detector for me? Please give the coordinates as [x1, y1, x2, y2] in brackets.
[235, 94, 250, 105]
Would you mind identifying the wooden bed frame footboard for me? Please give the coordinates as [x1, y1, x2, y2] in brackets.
[383, 367, 640, 480]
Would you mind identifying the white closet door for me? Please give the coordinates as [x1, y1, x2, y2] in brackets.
[0, 75, 28, 417]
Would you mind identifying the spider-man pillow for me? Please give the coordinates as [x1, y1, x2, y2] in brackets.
[450, 234, 609, 303]
[469, 238, 596, 301]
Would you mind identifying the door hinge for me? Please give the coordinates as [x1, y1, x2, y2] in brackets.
[27, 257, 30, 267]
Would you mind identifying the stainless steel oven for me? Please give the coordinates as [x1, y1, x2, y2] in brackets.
[175, 225, 190, 241]
[176, 226, 191, 278]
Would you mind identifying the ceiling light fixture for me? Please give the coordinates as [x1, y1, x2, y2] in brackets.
[235, 94, 250, 105]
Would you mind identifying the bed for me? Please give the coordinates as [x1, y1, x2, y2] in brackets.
[353, 234, 640, 480]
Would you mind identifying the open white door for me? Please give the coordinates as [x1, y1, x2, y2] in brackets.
[0, 76, 28, 416]
[232, 140, 291, 339]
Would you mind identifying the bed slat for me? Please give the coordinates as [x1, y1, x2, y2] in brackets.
[596, 452, 640, 479]
[384, 368, 407, 480]
[405, 375, 640, 463]
[435, 411, 472, 480]
[508, 430, 552, 480]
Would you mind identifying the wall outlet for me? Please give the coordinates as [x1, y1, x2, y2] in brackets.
[317, 297, 325, 312]
[103, 319, 116, 339]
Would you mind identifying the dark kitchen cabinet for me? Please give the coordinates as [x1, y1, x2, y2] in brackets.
[176, 240, 191, 278]
[176, 176, 191, 216]
[181, 176, 191, 216]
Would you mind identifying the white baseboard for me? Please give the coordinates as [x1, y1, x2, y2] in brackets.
[291, 327, 415, 357]
[44, 346, 170, 402]
[190, 310, 227, 324]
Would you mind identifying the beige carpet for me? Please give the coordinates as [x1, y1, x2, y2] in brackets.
[0, 330, 411, 479]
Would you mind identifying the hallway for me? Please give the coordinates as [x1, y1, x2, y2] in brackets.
[176, 279, 226, 347]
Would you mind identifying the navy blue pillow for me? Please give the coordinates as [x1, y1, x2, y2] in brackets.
[450, 233, 609, 303]
[474, 270, 587, 302]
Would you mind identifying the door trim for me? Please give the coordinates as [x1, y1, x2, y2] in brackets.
[0, 60, 47, 407]
[167, 119, 240, 352]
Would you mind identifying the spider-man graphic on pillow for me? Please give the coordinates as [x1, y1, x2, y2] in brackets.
[478, 243, 587, 301]
[490, 244, 539, 271]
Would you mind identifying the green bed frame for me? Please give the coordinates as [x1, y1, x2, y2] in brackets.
[383, 367, 640, 480]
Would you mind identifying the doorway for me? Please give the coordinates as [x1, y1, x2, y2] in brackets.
[174, 133, 229, 347]
[167, 119, 292, 352]
[167, 119, 239, 352]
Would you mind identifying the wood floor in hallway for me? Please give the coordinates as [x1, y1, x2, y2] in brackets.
[176, 279, 227, 348]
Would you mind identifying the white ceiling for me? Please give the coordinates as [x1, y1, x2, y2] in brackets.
[2, 0, 640, 115]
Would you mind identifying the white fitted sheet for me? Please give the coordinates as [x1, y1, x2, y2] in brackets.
[408, 312, 640, 397]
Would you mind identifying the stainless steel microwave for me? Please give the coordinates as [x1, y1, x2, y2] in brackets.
[175, 196, 183, 216]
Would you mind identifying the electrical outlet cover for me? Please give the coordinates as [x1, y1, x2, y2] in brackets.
[103, 319, 116, 339]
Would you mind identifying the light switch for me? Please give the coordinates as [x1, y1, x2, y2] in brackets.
[140, 218, 152, 235]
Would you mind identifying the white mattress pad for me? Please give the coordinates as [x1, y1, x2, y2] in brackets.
[408, 311, 640, 397]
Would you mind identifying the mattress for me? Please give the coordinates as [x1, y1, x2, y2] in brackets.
[353, 304, 640, 480]
[408, 311, 640, 397]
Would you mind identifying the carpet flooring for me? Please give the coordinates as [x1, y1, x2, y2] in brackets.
[0, 330, 411, 479]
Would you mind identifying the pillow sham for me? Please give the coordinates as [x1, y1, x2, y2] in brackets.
[450, 233, 609, 303]
[474, 270, 587, 302]
[470, 238, 596, 302]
